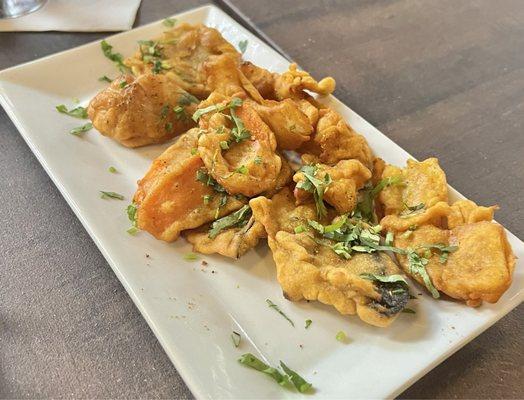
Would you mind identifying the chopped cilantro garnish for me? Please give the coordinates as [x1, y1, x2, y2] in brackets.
[98, 75, 113, 83]
[100, 40, 130, 73]
[254, 156, 262, 165]
[229, 107, 251, 143]
[335, 331, 348, 342]
[296, 165, 331, 218]
[173, 105, 187, 120]
[407, 249, 440, 298]
[119, 80, 128, 89]
[360, 273, 408, 286]
[305, 319, 312, 329]
[231, 331, 241, 347]
[294, 225, 306, 234]
[192, 97, 242, 122]
[56, 104, 88, 119]
[165, 122, 173, 132]
[219, 140, 230, 150]
[70, 122, 93, 136]
[126, 226, 139, 235]
[266, 299, 295, 327]
[238, 353, 289, 387]
[183, 252, 199, 261]
[190, 147, 198, 155]
[208, 205, 251, 239]
[402, 308, 416, 314]
[108, 166, 117, 173]
[234, 165, 248, 175]
[160, 104, 170, 118]
[202, 194, 212, 205]
[126, 203, 139, 234]
[400, 202, 425, 218]
[356, 176, 403, 222]
[238, 39, 248, 54]
[196, 169, 227, 193]
[279, 361, 312, 393]
[100, 191, 124, 200]
[163, 17, 176, 27]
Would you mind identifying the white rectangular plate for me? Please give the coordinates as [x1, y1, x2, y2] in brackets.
[0, 5, 522, 399]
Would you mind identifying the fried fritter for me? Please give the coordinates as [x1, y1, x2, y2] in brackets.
[196, 96, 282, 197]
[294, 159, 372, 214]
[184, 216, 265, 259]
[274, 63, 336, 100]
[133, 129, 244, 241]
[378, 158, 448, 217]
[88, 74, 197, 147]
[125, 23, 240, 98]
[298, 108, 373, 168]
[250, 189, 409, 327]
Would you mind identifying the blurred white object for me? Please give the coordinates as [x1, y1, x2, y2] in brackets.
[0, 0, 141, 31]
[0, 0, 47, 18]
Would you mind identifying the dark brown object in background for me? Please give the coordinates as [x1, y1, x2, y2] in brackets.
[0, 0, 522, 399]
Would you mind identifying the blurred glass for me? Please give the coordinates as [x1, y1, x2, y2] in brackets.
[0, 0, 47, 19]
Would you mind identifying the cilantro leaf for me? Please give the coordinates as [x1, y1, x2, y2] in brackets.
[238, 353, 289, 387]
[70, 122, 93, 136]
[208, 205, 251, 239]
[100, 40, 130, 73]
[56, 104, 88, 119]
[231, 331, 241, 347]
[238, 39, 248, 54]
[296, 165, 331, 218]
[192, 97, 243, 122]
[100, 191, 124, 200]
[266, 299, 295, 327]
[279, 361, 312, 393]
[407, 249, 440, 298]
[163, 17, 176, 27]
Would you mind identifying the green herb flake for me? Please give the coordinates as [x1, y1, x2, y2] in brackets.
[100, 40, 130, 73]
[279, 361, 312, 393]
[56, 104, 88, 119]
[402, 308, 416, 314]
[360, 273, 408, 286]
[203, 194, 213, 205]
[70, 122, 93, 136]
[165, 122, 173, 132]
[238, 39, 248, 54]
[234, 165, 248, 175]
[219, 140, 230, 150]
[183, 252, 199, 261]
[98, 75, 113, 83]
[190, 147, 198, 155]
[266, 299, 295, 327]
[356, 175, 403, 222]
[296, 165, 331, 218]
[119, 80, 128, 89]
[407, 249, 440, 298]
[127, 226, 139, 235]
[254, 156, 262, 165]
[231, 331, 241, 347]
[163, 17, 177, 27]
[238, 353, 289, 387]
[229, 107, 251, 143]
[208, 205, 252, 239]
[400, 203, 426, 218]
[192, 97, 243, 122]
[108, 166, 117, 173]
[294, 225, 306, 234]
[100, 191, 124, 200]
[160, 104, 170, 119]
[305, 319, 312, 329]
[335, 331, 348, 343]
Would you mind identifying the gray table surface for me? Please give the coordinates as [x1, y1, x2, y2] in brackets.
[1, 0, 522, 398]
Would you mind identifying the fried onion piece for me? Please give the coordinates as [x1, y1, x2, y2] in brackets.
[197, 97, 282, 197]
[298, 108, 373, 167]
[133, 129, 244, 241]
[125, 23, 240, 98]
[293, 159, 372, 214]
[88, 74, 197, 147]
[184, 216, 266, 259]
[378, 158, 448, 216]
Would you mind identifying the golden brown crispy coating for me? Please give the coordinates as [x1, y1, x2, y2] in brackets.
[271, 232, 408, 327]
[197, 97, 282, 197]
[380, 201, 451, 232]
[274, 63, 336, 100]
[378, 158, 448, 216]
[393, 221, 515, 307]
[299, 109, 373, 168]
[293, 159, 372, 214]
[184, 217, 265, 259]
[250, 189, 409, 327]
[447, 199, 497, 229]
[88, 74, 196, 147]
[125, 23, 239, 98]
[252, 99, 314, 150]
[133, 129, 244, 241]
[240, 61, 277, 99]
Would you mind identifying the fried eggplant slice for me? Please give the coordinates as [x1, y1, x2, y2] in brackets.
[299, 108, 373, 168]
[184, 214, 266, 259]
[378, 158, 448, 217]
[293, 159, 372, 214]
[250, 189, 409, 327]
[197, 96, 282, 197]
[133, 129, 244, 241]
[125, 23, 240, 98]
[88, 74, 197, 147]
